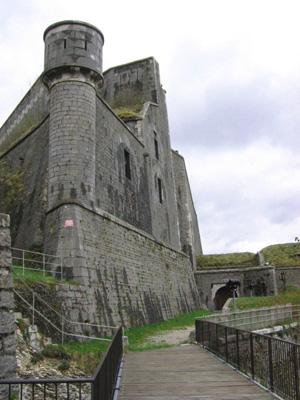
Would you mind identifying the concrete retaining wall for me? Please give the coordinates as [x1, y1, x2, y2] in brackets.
[201, 304, 297, 331]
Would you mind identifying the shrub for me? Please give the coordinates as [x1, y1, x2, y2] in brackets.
[42, 345, 70, 360]
[58, 360, 70, 371]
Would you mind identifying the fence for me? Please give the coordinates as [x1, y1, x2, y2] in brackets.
[196, 318, 300, 400]
[0, 326, 123, 400]
[11, 247, 64, 279]
[13, 273, 118, 341]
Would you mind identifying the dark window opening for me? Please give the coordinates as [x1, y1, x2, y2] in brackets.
[64, 39, 67, 49]
[124, 150, 131, 180]
[84, 40, 87, 50]
[154, 138, 159, 159]
[158, 178, 163, 203]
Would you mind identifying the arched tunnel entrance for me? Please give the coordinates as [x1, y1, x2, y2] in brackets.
[214, 286, 233, 310]
[213, 280, 240, 310]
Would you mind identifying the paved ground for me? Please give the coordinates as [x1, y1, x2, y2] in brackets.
[119, 344, 275, 399]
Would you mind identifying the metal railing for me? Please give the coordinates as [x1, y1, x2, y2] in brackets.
[196, 318, 300, 400]
[12, 247, 64, 279]
[0, 326, 123, 400]
[13, 273, 118, 342]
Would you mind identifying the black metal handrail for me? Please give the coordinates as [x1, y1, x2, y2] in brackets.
[0, 326, 123, 400]
[195, 319, 300, 400]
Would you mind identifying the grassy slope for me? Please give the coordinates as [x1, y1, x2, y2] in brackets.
[197, 252, 257, 270]
[232, 287, 300, 310]
[125, 309, 211, 351]
[261, 243, 300, 267]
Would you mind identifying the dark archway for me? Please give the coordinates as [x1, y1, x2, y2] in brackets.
[214, 286, 233, 310]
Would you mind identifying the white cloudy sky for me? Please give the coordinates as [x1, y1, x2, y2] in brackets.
[1, 0, 300, 254]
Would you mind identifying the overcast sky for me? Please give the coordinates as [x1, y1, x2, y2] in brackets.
[1, 0, 300, 254]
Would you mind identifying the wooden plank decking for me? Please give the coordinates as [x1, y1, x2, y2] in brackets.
[119, 344, 275, 399]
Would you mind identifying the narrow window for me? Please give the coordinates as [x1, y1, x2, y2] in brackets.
[158, 178, 163, 203]
[63, 39, 67, 49]
[124, 150, 131, 180]
[154, 138, 159, 159]
[84, 40, 87, 50]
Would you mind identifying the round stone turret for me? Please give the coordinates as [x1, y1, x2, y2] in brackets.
[44, 21, 104, 211]
[44, 20, 104, 77]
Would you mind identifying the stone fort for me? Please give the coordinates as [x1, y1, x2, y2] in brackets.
[1, 21, 296, 326]
[0, 20, 203, 328]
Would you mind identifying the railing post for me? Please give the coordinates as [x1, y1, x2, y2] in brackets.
[61, 256, 63, 280]
[43, 254, 45, 277]
[236, 330, 240, 367]
[215, 324, 219, 353]
[225, 326, 228, 362]
[250, 332, 255, 379]
[268, 337, 274, 391]
[22, 250, 25, 276]
[195, 319, 201, 343]
[201, 320, 204, 345]
[32, 292, 35, 326]
[61, 315, 64, 345]
[293, 344, 299, 400]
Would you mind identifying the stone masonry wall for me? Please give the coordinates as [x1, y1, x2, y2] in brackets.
[195, 266, 277, 310]
[275, 267, 300, 291]
[0, 77, 49, 156]
[0, 118, 49, 249]
[48, 80, 96, 210]
[0, 214, 16, 399]
[45, 204, 200, 328]
[172, 150, 202, 266]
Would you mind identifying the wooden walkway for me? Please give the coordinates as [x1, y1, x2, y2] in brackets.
[119, 344, 275, 399]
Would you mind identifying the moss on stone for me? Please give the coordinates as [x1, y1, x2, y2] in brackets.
[0, 160, 24, 214]
[197, 252, 257, 270]
[110, 93, 144, 121]
[261, 243, 300, 267]
[114, 107, 141, 121]
[0, 115, 37, 156]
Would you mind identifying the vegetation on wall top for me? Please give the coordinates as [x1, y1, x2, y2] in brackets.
[113, 105, 143, 121]
[197, 252, 258, 270]
[261, 243, 300, 267]
[110, 93, 144, 121]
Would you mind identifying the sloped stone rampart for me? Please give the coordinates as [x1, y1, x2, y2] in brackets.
[45, 205, 200, 328]
[0, 214, 16, 399]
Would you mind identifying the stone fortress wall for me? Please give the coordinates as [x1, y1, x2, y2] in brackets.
[0, 20, 202, 328]
[2, 20, 291, 323]
[0, 214, 16, 398]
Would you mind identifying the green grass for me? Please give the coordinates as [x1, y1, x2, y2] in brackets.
[232, 286, 300, 310]
[12, 265, 78, 286]
[33, 340, 110, 375]
[197, 252, 257, 270]
[12, 266, 60, 285]
[61, 339, 109, 356]
[261, 243, 300, 267]
[125, 309, 210, 351]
